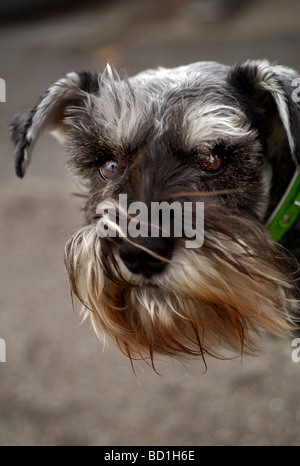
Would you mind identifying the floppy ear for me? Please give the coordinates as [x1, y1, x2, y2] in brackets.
[10, 71, 99, 178]
[228, 59, 300, 167]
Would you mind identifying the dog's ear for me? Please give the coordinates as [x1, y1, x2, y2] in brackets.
[10, 71, 99, 178]
[228, 60, 300, 167]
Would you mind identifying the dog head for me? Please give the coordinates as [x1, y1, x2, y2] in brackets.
[11, 60, 300, 369]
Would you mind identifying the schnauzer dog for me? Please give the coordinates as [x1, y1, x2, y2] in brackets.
[11, 60, 300, 369]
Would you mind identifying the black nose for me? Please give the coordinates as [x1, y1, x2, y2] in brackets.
[119, 237, 173, 278]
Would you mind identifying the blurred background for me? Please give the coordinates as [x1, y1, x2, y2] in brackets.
[0, 0, 299, 446]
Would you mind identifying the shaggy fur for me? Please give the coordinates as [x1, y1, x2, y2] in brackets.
[11, 60, 300, 370]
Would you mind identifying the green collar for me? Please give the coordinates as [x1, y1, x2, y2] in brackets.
[266, 169, 300, 242]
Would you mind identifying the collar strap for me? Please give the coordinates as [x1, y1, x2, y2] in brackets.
[266, 169, 300, 242]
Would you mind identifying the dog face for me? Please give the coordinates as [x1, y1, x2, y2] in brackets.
[11, 60, 300, 369]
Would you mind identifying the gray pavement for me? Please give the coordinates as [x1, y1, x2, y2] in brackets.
[0, 0, 299, 446]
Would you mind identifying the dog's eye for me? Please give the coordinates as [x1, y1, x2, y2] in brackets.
[200, 147, 226, 174]
[99, 160, 118, 180]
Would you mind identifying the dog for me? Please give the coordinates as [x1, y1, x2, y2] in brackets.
[11, 59, 300, 370]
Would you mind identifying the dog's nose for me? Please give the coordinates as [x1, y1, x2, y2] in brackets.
[119, 237, 173, 277]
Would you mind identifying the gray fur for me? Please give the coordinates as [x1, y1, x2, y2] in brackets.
[10, 59, 300, 366]
[10, 57, 300, 275]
